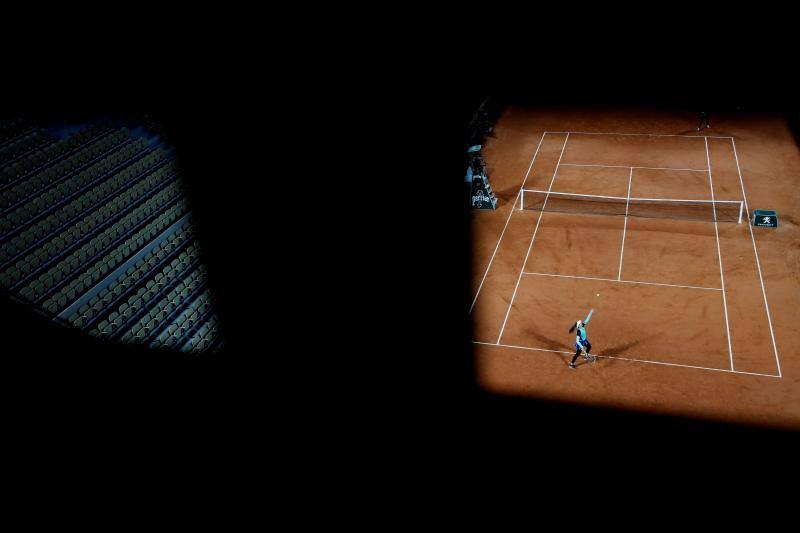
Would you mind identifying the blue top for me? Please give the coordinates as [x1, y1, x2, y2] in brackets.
[575, 325, 588, 348]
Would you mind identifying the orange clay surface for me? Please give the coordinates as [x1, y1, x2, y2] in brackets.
[469, 107, 800, 430]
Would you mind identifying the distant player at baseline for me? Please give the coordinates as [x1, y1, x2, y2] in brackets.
[568, 310, 595, 370]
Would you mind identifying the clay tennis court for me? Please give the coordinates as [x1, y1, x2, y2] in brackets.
[469, 107, 800, 430]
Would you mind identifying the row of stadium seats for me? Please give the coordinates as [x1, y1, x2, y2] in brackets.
[0, 122, 112, 186]
[1, 117, 222, 354]
[95, 245, 202, 331]
[1, 129, 132, 217]
[0, 118, 31, 145]
[176, 298, 219, 352]
[1, 128, 128, 209]
[35, 208, 189, 315]
[33, 197, 189, 311]
[66, 222, 196, 329]
[108, 263, 206, 341]
[131, 268, 208, 344]
[80, 243, 200, 336]
[6, 189, 186, 299]
[40, 203, 186, 313]
[156, 289, 216, 350]
[0, 152, 173, 266]
[0, 124, 115, 187]
[0, 129, 53, 166]
[32, 189, 188, 313]
[5, 166, 178, 282]
[0, 136, 147, 236]
[0, 125, 41, 154]
[183, 317, 220, 353]
[2, 126, 123, 191]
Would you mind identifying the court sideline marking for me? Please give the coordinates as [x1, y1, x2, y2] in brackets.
[705, 137, 735, 371]
[470, 129, 781, 379]
[468, 132, 547, 314]
[730, 138, 782, 377]
[617, 167, 633, 280]
[497, 133, 569, 343]
[471, 341, 780, 378]
[469, 133, 733, 315]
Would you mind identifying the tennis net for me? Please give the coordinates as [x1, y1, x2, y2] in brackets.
[519, 189, 743, 223]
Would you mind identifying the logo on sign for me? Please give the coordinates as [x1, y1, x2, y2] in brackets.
[473, 190, 486, 206]
[762, 217, 771, 224]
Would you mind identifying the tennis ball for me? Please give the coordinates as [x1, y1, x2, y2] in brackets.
[596, 293, 600, 296]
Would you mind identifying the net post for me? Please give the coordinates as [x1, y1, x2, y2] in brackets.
[519, 190, 524, 210]
[738, 201, 743, 224]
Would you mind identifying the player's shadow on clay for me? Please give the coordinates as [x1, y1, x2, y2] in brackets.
[593, 338, 648, 367]
[523, 328, 585, 368]
[524, 329, 566, 353]
[523, 328, 651, 368]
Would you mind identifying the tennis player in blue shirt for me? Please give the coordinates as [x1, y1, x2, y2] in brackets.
[568, 312, 595, 370]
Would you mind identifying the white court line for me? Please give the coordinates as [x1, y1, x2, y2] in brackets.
[497, 133, 569, 343]
[469, 191, 520, 315]
[469, 132, 547, 314]
[617, 167, 633, 280]
[546, 131, 734, 139]
[560, 163, 709, 173]
[521, 271, 721, 291]
[471, 341, 780, 378]
[705, 137, 735, 371]
[474, 340, 571, 354]
[731, 138, 782, 377]
[477, 131, 780, 379]
[520, 133, 547, 190]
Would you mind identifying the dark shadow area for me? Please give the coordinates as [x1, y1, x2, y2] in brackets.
[2, 54, 798, 474]
[474, 392, 793, 435]
[0, 109, 227, 355]
[786, 110, 800, 149]
[0, 100, 261, 421]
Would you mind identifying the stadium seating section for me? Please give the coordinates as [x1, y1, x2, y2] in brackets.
[0, 116, 223, 353]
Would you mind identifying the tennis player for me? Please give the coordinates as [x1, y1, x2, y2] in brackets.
[568, 319, 594, 370]
[697, 111, 711, 131]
